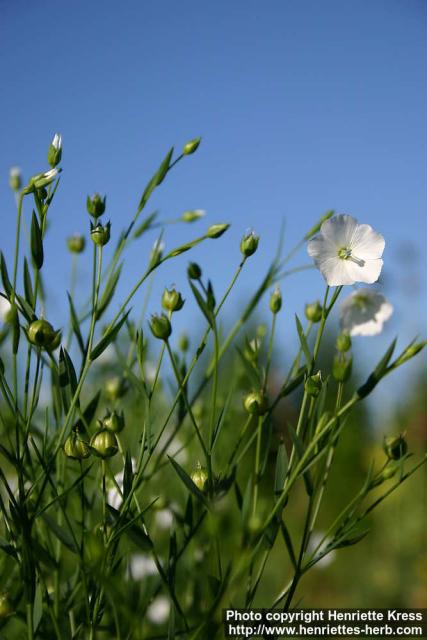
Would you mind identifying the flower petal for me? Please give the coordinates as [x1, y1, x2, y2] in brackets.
[345, 258, 383, 284]
[320, 214, 359, 247]
[318, 257, 355, 286]
[351, 224, 385, 259]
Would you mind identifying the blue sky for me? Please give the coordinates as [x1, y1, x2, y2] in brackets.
[0, 0, 426, 408]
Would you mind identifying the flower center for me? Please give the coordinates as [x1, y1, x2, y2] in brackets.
[338, 247, 365, 267]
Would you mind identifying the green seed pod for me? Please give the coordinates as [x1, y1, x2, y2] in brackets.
[187, 262, 202, 279]
[332, 354, 352, 382]
[87, 193, 106, 218]
[161, 287, 185, 312]
[269, 287, 282, 314]
[181, 209, 205, 223]
[64, 432, 91, 460]
[102, 410, 125, 433]
[243, 390, 268, 416]
[90, 221, 111, 246]
[9, 167, 22, 192]
[383, 435, 407, 461]
[0, 592, 13, 619]
[336, 333, 352, 353]
[47, 133, 62, 168]
[305, 301, 323, 323]
[191, 463, 208, 491]
[90, 428, 118, 458]
[105, 376, 128, 402]
[206, 223, 230, 239]
[240, 231, 259, 258]
[182, 137, 201, 155]
[27, 319, 57, 349]
[67, 234, 86, 254]
[178, 333, 189, 352]
[149, 313, 172, 341]
[305, 371, 322, 398]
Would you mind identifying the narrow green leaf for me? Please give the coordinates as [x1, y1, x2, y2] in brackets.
[89, 310, 131, 361]
[287, 422, 313, 496]
[95, 264, 123, 320]
[274, 443, 288, 496]
[133, 210, 159, 238]
[67, 293, 85, 354]
[189, 280, 214, 328]
[107, 505, 153, 550]
[23, 258, 34, 308]
[41, 513, 78, 554]
[31, 211, 44, 269]
[295, 315, 311, 365]
[33, 580, 43, 632]
[155, 147, 174, 186]
[0, 253, 12, 297]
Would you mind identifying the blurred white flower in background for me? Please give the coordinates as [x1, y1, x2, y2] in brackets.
[340, 289, 393, 336]
[308, 533, 336, 569]
[0, 297, 11, 322]
[307, 214, 385, 286]
[127, 554, 158, 580]
[155, 508, 174, 529]
[147, 595, 170, 624]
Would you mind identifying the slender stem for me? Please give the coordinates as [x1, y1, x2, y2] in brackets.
[252, 416, 263, 516]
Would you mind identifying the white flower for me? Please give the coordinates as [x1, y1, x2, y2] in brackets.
[307, 214, 385, 286]
[9, 166, 21, 179]
[52, 133, 62, 150]
[340, 289, 393, 336]
[147, 596, 170, 624]
[0, 296, 11, 322]
[155, 508, 174, 529]
[127, 554, 158, 580]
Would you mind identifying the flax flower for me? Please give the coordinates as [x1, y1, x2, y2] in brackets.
[307, 214, 385, 286]
[340, 289, 393, 336]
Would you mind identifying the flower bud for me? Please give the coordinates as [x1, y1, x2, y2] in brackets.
[67, 234, 86, 254]
[87, 193, 106, 218]
[91, 221, 111, 246]
[243, 390, 268, 416]
[0, 592, 13, 619]
[161, 287, 185, 312]
[148, 239, 164, 269]
[9, 166, 22, 192]
[332, 354, 352, 382]
[181, 209, 205, 223]
[206, 223, 229, 239]
[64, 432, 91, 460]
[183, 137, 201, 155]
[240, 231, 259, 258]
[305, 301, 322, 323]
[187, 262, 202, 279]
[305, 371, 323, 398]
[269, 287, 282, 314]
[90, 427, 118, 458]
[383, 435, 407, 461]
[191, 462, 208, 491]
[47, 133, 62, 168]
[102, 410, 125, 433]
[27, 319, 57, 349]
[149, 313, 172, 341]
[178, 333, 189, 352]
[29, 168, 59, 191]
[105, 376, 128, 402]
[336, 333, 352, 353]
